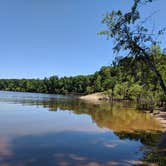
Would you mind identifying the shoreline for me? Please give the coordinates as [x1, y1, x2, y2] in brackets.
[79, 92, 106, 103]
[80, 93, 166, 130]
[152, 111, 166, 131]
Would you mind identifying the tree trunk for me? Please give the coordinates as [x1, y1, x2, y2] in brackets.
[144, 53, 166, 95]
[136, 44, 166, 96]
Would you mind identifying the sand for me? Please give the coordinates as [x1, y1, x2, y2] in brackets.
[79, 92, 106, 103]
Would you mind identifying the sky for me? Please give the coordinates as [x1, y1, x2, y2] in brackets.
[0, 0, 165, 79]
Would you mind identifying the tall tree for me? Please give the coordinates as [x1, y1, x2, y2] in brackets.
[99, 0, 166, 95]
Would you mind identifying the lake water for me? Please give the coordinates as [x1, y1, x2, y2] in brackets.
[0, 91, 163, 166]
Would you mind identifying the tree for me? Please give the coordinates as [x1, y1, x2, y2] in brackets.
[49, 76, 59, 93]
[94, 75, 102, 92]
[99, 0, 166, 95]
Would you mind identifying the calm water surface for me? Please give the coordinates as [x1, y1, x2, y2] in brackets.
[0, 91, 163, 166]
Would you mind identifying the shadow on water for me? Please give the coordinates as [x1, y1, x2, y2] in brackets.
[0, 91, 164, 165]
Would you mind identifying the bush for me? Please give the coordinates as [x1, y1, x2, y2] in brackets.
[114, 82, 129, 99]
[128, 83, 143, 100]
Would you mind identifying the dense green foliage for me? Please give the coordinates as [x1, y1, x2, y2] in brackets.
[0, 53, 166, 105]
[99, 0, 166, 95]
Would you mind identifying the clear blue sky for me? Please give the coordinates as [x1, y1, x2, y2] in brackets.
[0, 0, 165, 79]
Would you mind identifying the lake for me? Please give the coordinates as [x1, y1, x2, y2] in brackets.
[0, 91, 163, 166]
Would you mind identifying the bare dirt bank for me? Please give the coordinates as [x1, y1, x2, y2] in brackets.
[79, 92, 106, 103]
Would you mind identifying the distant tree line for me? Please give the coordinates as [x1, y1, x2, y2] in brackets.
[0, 66, 117, 95]
[0, 49, 166, 106]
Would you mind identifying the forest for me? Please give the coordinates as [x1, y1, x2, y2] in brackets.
[0, 45, 166, 109]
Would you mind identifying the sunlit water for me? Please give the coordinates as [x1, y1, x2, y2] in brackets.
[0, 91, 163, 166]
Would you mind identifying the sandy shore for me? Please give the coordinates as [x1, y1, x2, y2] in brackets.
[79, 92, 106, 103]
